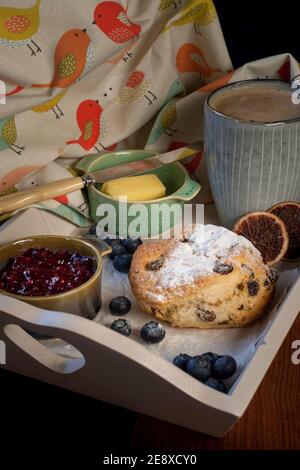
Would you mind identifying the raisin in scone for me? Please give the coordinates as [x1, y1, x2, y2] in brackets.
[129, 225, 277, 328]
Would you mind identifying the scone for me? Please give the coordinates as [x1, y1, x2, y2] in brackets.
[129, 224, 277, 328]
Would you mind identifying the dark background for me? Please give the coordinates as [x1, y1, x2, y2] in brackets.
[215, 0, 300, 68]
[1, 0, 300, 462]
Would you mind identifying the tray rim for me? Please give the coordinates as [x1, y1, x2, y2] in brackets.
[0, 207, 299, 423]
[0, 274, 299, 422]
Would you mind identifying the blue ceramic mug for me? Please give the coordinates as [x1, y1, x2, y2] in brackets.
[204, 79, 300, 227]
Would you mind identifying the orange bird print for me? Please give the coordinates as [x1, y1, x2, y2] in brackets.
[176, 43, 220, 79]
[0, 166, 42, 194]
[93, 1, 141, 44]
[197, 71, 234, 93]
[66, 99, 107, 152]
[33, 29, 93, 89]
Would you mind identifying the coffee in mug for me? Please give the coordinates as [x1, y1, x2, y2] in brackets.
[211, 84, 300, 122]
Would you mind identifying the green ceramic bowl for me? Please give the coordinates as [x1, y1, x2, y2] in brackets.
[77, 150, 201, 238]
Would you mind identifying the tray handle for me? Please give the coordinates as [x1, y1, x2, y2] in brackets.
[4, 324, 85, 374]
[0, 294, 104, 376]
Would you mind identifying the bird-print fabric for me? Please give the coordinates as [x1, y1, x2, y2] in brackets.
[93, 1, 141, 43]
[163, 0, 217, 33]
[0, 0, 299, 225]
[113, 70, 157, 106]
[66, 99, 107, 152]
[32, 29, 93, 88]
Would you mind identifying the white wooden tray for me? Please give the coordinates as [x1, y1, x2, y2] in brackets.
[0, 208, 299, 437]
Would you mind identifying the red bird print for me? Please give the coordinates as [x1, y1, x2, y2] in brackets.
[93, 1, 141, 44]
[66, 99, 116, 152]
[66, 99, 104, 151]
[1, 85, 24, 98]
[7, 85, 24, 96]
[0, 76, 24, 100]
[277, 61, 290, 82]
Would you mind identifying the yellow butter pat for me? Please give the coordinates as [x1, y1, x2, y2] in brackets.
[101, 174, 166, 201]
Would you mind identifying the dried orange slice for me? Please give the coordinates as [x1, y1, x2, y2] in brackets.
[268, 201, 300, 260]
[234, 211, 289, 265]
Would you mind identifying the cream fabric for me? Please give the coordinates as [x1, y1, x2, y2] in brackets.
[0, 0, 298, 224]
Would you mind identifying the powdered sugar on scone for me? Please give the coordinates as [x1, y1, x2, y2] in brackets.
[129, 224, 275, 328]
[158, 224, 262, 289]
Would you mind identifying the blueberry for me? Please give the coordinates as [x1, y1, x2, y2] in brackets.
[140, 320, 166, 344]
[108, 241, 126, 260]
[201, 352, 219, 365]
[204, 377, 227, 393]
[186, 356, 212, 382]
[111, 319, 132, 337]
[173, 353, 191, 371]
[103, 237, 120, 246]
[122, 238, 142, 254]
[113, 253, 133, 273]
[109, 296, 131, 315]
[213, 355, 237, 379]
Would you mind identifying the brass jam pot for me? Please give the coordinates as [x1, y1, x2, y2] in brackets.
[0, 235, 111, 319]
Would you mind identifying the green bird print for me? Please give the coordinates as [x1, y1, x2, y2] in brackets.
[0, 117, 25, 155]
[146, 77, 183, 145]
[147, 101, 178, 145]
[164, 0, 217, 34]
[164, 77, 185, 103]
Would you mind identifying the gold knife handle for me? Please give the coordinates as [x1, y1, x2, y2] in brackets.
[0, 176, 85, 215]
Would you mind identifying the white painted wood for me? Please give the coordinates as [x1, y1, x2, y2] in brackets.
[0, 294, 238, 437]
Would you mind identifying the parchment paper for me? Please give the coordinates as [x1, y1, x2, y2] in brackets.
[44, 257, 299, 388]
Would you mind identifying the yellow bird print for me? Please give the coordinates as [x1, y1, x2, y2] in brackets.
[32, 91, 66, 119]
[164, 0, 217, 34]
[0, 0, 42, 55]
[0, 117, 25, 155]
[147, 101, 178, 144]
[159, 0, 183, 10]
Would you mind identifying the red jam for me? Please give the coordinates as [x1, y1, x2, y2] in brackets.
[0, 248, 96, 297]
